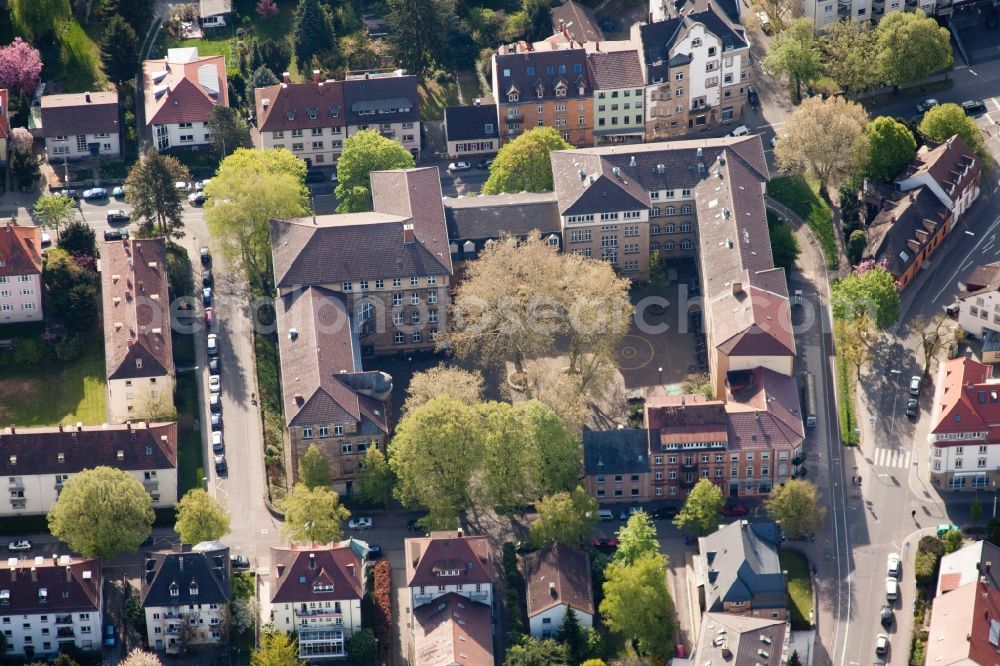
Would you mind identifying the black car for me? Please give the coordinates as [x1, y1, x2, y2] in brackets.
[406, 518, 427, 533]
[103, 228, 129, 241]
[880, 604, 893, 627]
[653, 506, 678, 520]
[906, 398, 919, 418]
[231, 555, 251, 569]
[366, 544, 383, 560]
[748, 87, 759, 109]
[208, 357, 220, 374]
[476, 158, 494, 169]
[200, 247, 211, 267]
[211, 412, 222, 432]
[214, 454, 227, 475]
[962, 100, 987, 116]
[203, 271, 213, 288]
[305, 170, 325, 184]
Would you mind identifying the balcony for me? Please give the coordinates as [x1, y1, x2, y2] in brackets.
[504, 111, 524, 123]
[55, 615, 73, 625]
[56, 626, 74, 638]
[163, 611, 183, 620]
[681, 463, 697, 472]
[8, 480, 23, 491]
[380, 130, 396, 139]
[414, 590, 489, 606]
[143, 479, 159, 491]
[295, 608, 343, 620]
[166, 625, 182, 635]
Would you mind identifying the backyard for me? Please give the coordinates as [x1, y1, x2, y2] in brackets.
[419, 75, 483, 120]
[766, 175, 838, 270]
[779, 550, 814, 630]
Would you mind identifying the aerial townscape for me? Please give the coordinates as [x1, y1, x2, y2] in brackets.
[0, 0, 998, 664]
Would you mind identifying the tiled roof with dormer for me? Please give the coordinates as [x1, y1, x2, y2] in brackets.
[141, 543, 230, 608]
[270, 544, 364, 603]
[405, 532, 492, 588]
[0, 555, 101, 615]
[142, 48, 228, 126]
[0, 221, 41, 277]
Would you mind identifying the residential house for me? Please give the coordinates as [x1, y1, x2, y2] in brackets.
[651, 0, 743, 23]
[141, 542, 230, 653]
[523, 544, 594, 638]
[926, 542, 1000, 666]
[405, 531, 494, 665]
[588, 50, 646, 145]
[40, 92, 120, 160]
[0, 555, 102, 660]
[800, 0, 946, 31]
[492, 45, 595, 147]
[692, 612, 788, 666]
[199, 0, 233, 28]
[935, 540, 1000, 598]
[895, 136, 981, 222]
[269, 543, 366, 660]
[0, 422, 178, 516]
[143, 47, 228, 150]
[100, 238, 175, 423]
[0, 220, 42, 323]
[929, 357, 1000, 490]
[342, 71, 421, 157]
[0, 88, 9, 165]
[551, 0, 605, 43]
[634, 5, 751, 140]
[444, 101, 499, 159]
[697, 520, 787, 618]
[957, 262, 1000, 359]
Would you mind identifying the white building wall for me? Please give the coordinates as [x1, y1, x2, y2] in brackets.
[153, 121, 213, 150]
[408, 582, 493, 611]
[0, 609, 102, 658]
[107, 374, 175, 424]
[594, 87, 645, 138]
[260, 126, 346, 166]
[930, 440, 997, 474]
[45, 132, 121, 159]
[3, 467, 177, 517]
[0, 274, 42, 323]
[673, 26, 722, 109]
[958, 291, 1000, 339]
[271, 598, 363, 635]
[528, 604, 593, 639]
[145, 603, 228, 652]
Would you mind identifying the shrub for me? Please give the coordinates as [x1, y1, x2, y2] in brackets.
[14, 338, 44, 367]
[502, 542, 525, 639]
[54, 333, 83, 362]
[918, 536, 945, 558]
[373, 559, 392, 666]
[914, 550, 938, 587]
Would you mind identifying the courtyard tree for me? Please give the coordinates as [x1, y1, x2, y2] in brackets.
[875, 10, 952, 88]
[292, 0, 334, 70]
[526, 363, 591, 435]
[478, 401, 536, 514]
[615, 510, 659, 566]
[252, 627, 300, 666]
[767, 214, 801, 270]
[817, 20, 881, 94]
[601, 551, 675, 661]
[762, 19, 821, 102]
[918, 103, 987, 161]
[174, 489, 231, 544]
[120, 650, 163, 666]
[673, 478, 725, 535]
[836, 315, 875, 379]
[32, 194, 77, 239]
[59, 221, 97, 259]
[482, 127, 572, 195]
[386, 0, 453, 74]
[250, 65, 280, 89]
[43, 248, 98, 332]
[282, 483, 350, 545]
[402, 365, 485, 415]
[356, 447, 394, 506]
[125, 150, 190, 239]
[47, 467, 154, 558]
[847, 229, 867, 266]
[334, 130, 415, 213]
[347, 628, 378, 665]
[765, 479, 826, 539]
[866, 116, 917, 182]
[831, 261, 900, 329]
[529, 487, 598, 548]
[100, 14, 140, 88]
[775, 96, 870, 189]
[518, 400, 582, 496]
[207, 106, 252, 159]
[297, 443, 333, 489]
[505, 635, 569, 665]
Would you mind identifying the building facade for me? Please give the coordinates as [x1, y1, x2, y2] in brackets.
[0, 221, 42, 324]
[142, 48, 228, 151]
[698, 521, 787, 618]
[588, 50, 646, 145]
[957, 263, 1000, 359]
[40, 92, 120, 160]
[444, 102, 499, 158]
[523, 544, 594, 638]
[801, 0, 948, 30]
[0, 555, 102, 660]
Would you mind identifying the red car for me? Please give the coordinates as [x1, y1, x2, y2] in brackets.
[592, 537, 619, 549]
[722, 503, 748, 517]
[204, 307, 214, 328]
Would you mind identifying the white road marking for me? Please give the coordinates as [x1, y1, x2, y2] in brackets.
[992, 97, 1000, 112]
[931, 213, 1000, 303]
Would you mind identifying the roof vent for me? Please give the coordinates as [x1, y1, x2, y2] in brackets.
[612, 166, 621, 177]
[578, 168, 585, 180]
[656, 164, 665, 174]
[697, 147, 703, 157]
[629, 155, 637, 167]
[262, 98, 270, 108]
[288, 328, 298, 341]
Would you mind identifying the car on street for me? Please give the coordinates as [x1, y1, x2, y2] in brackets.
[885, 577, 899, 601]
[195, 179, 211, 191]
[203, 271, 213, 288]
[103, 228, 129, 241]
[880, 604, 893, 627]
[82, 187, 107, 200]
[305, 170, 325, 184]
[652, 506, 678, 520]
[945, 302, 960, 318]
[962, 100, 987, 116]
[200, 247, 211, 266]
[348, 517, 373, 530]
[722, 503, 748, 517]
[366, 544, 383, 560]
[875, 634, 889, 657]
[887, 552, 901, 578]
[214, 454, 227, 475]
[909, 375, 921, 396]
[477, 158, 494, 169]
[207, 333, 219, 357]
[112, 186, 127, 198]
[106, 209, 129, 224]
[592, 537, 619, 549]
[406, 518, 427, 534]
[188, 191, 206, 206]
[209, 374, 221, 392]
[212, 431, 224, 453]
[619, 506, 640, 521]
[203, 287, 213, 306]
[40, 232, 51, 248]
[748, 86, 759, 108]
[730, 124, 750, 137]
[906, 398, 919, 418]
[937, 523, 959, 537]
[175, 181, 191, 191]
[211, 413, 221, 432]
[104, 624, 116, 647]
[204, 306, 214, 328]
[598, 509, 615, 521]
[7, 540, 31, 552]
[916, 99, 939, 114]
[208, 357, 220, 374]
[61, 189, 81, 200]
[448, 160, 472, 172]
[230, 555, 250, 569]
[209, 392, 221, 414]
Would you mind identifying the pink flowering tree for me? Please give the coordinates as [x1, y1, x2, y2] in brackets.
[256, 0, 279, 18]
[0, 38, 43, 96]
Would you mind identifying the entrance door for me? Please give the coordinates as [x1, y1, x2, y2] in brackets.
[729, 482, 739, 497]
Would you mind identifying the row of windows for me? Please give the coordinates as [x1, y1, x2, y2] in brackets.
[650, 223, 692, 234]
[502, 63, 583, 77]
[935, 445, 990, 456]
[649, 189, 693, 200]
[453, 141, 495, 152]
[392, 310, 439, 325]
[0, 275, 33, 282]
[344, 276, 438, 291]
[0, 303, 34, 311]
[394, 330, 437, 344]
[650, 240, 693, 251]
[0, 289, 33, 296]
[596, 89, 644, 99]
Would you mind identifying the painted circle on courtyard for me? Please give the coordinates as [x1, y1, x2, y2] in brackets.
[616, 334, 655, 370]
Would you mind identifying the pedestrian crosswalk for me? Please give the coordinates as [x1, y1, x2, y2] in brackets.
[872, 447, 912, 469]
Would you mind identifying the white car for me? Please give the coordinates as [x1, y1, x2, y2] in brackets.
[348, 517, 373, 530]
[211, 431, 223, 453]
[209, 374, 220, 392]
[887, 552, 901, 579]
[194, 179, 211, 191]
[730, 124, 751, 137]
[448, 161, 472, 172]
[7, 540, 31, 552]
[206, 333, 219, 357]
[885, 577, 899, 601]
[175, 181, 191, 191]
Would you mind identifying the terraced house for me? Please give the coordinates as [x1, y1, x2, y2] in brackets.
[0, 221, 42, 324]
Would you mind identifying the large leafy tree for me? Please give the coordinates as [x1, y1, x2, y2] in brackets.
[875, 10, 952, 88]
[767, 213, 800, 270]
[529, 487, 597, 548]
[32, 194, 77, 239]
[259, 39, 292, 77]
[125, 150, 190, 239]
[207, 106, 252, 159]
[101, 0, 153, 33]
[762, 18, 821, 102]
[615, 510, 659, 566]
[818, 20, 881, 94]
[0, 37, 43, 95]
[334, 130, 415, 213]
[282, 483, 350, 545]
[402, 365, 484, 415]
[297, 443, 333, 490]
[293, 0, 334, 70]
[252, 627, 300, 666]
[601, 552, 675, 661]
[100, 15, 140, 88]
[765, 479, 826, 539]
[347, 628, 378, 665]
[831, 262, 900, 329]
[866, 116, 917, 182]
[120, 649, 163, 666]
[386, 0, 453, 74]
[505, 636, 569, 665]
[59, 220, 97, 259]
[478, 401, 535, 514]
[518, 400, 581, 496]
[775, 96, 869, 189]
[918, 103, 986, 160]
[673, 478, 725, 535]
[174, 489, 231, 544]
[47, 467, 154, 558]
[482, 127, 572, 195]
[43, 248, 98, 332]
[356, 447, 394, 506]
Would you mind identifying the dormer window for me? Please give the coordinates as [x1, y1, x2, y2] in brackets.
[555, 85, 567, 98]
[38, 588, 47, 603]
[508, 92, 519, 102]
[313, 583, 335, 593]
[437, 569, 461, 577]
[189, 582, 199, 596]
[307, 107, 318, 120]
[169, 582, 179, 597]
[0, 590, 8, 605]
[536, 87, 544, 99]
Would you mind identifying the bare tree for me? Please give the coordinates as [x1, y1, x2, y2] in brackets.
[912, 314, 964, 380]
[775, 96, 870, 189]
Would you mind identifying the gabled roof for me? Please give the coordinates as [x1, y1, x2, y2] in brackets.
[926, 580, 1000, 666]
[141, 543, 230, 608]
[0, 89, 9, 139]
[270, 544, 364, 603]
[523, 544, 594, 618]
[896, 135, 980, 204]
[444, 192, 561, 242]
[255, 79, 345, 133]
[960, 261, 1000, 297]
[0, 422, 177, 475]
[865, 186, 949, 278]
[550, 0, 605, 43]
[693, 613, 787, 666]
[0, 555, 101, 615]
[405, 532, 492, 589]
[582, 428, 652, 475]
[100, 238, 173, 381]
[586, 50, 644, 90]
[931, 357, 1000, 444]
[40, 92, 120, 137]
[444, 103, 499, 143]
[711, 284, 796, 358]
[639, 7, 748, 83]
[413, 592, 494, 666]
[340, 73, 419, 125]
[935, 540, 1000, 597]
[698, 520, 785, 612]
[142, 48, 228, 126]
[494, 48, 593, 103]
[0, 220, 41, 277]
[725, 368, 804, 451]
[645, 393, 729, 446]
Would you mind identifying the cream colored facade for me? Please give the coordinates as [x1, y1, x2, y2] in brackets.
[108, 374, 176, 424]
[145, 602, 228, 652]
[271, 598, 363, 659]
[5, 466, 176, 516]
[594, 86, 645, 144]
[0, 273, 42, 323]
[256, 125, 345, 166]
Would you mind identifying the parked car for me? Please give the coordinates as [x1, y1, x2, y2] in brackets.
[188, 192, 206, 206]
[937, 523, 959, 537]
[203, 287, 213, 306]
[909, 375, 921, 396]
[211, 431, 224, 453]
[945, 302, 960, 318]
[880, 604, 893, 627]
[748, 86, 759, 108]
[204, 307, 214, 328]
[722, 503, 748, 517]
[203, 271, 213, 288]
[209, 392, 221, 414]
[348, 517, 373, 530]
[366, 544, 383, 560]
[597, 509, 615, 521]
[104, 624, 116, 647]
[448, 160, 472, 172]
[40, 232, 52, 248]
[200, 247, 211, 266]
[103, 228, 129, 241]
[209, 374, 220, 392]
[406, 518, 427, 533]
[906, 399, 919, 418]
[206, 333, 219, 357]
[230, 555, 251, 569]
[652, 506, 678, 520]
[195, 179, 211, 191]
[619, 506, 640, 521]
[916, 99, 939, 114]
[210, 412, 221, 432]
[7, 540, 31, 552]
[729, 124, 750, 137]
[208, 357, 220, 374]
[214, 454, 227, 475]
[592, 537, 619, 549]
[887, 552, 901, 578]
[175, 181, 191, 191]
[476, 158, 494, 169]
[82, 187, 107, 200]
[112, 186, 127, 198]
[61, 189, 81, 200]
[106, 209, 129, 224]
[305, 170, 325, 184]
[885, 577, 899, 602]
[962, 99, 987, 116]
[875, 634, 889, 657]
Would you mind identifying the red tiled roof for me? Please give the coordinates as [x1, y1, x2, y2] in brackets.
[142, 49, 228, 126]
[270, 544, 363, 603]
[523, 544, 594, 618]
[0, 556, 101, 614]
[255, 79, 345, 133]
[712, 285, 796, 357]
[931, 357, 1000, 444]
[726, 368, 804, 451]
[645, 394, 730, 445]
[898, 135, 980, 203]
[939, 572, 962, 594]
[0, 89, 9, 139]
[413, 592, 493, 666]
[405, 532, 492, 588]
[926, 581, 1000, 666]
[0, 221, 41, 277]
[586, 50, 644, 90]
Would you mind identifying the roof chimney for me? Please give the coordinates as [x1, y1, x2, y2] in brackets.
[30, 567, 36, 582]
[65, 566, 72, 582]
[732, 281, 743, 295]
[549, 581, 557, 597]
[282, 72, 291, 84]
[312, 69, 321, 82]
[403, 223, 415, 244]
[294, 393, 304, 406]
[85, 93, 91, 103]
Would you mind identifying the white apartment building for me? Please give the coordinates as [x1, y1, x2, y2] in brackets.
[802, 0, 949, 29]
[957, 263, 1000, 362]
[0, 422, 179, 515]
[896, 135, 981, 222]
[40, 92, 120, 160]
[142, 48, 228, 151]
[0, 221, 42, 323]
[0, 555, 102, 661]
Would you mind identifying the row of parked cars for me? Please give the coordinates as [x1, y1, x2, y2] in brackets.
[201, 247, 227, 478]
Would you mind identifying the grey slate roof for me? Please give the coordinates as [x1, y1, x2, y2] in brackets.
[141, 543, 230, 608]
[340, 74, 420, 125]
[693, 613, 787, 666]
[586, 50, 645, 90]
[494, 48, 593, 102]
[639, 7, 747, 83]
[698, 520, 786, 612]
[550, 0, 605, 43]
[583, 428, 653, 475]
[444, 104, 499, 143]
[865, 186, 949, 279]
[445, 192, 561, 238]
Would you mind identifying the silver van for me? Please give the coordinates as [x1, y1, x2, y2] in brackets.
[598, 509, 614, 522]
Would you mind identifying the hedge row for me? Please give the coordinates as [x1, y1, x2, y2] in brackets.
[373, 559, 393, 666]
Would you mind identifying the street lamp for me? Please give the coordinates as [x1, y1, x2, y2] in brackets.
[658, 367, 663, 385]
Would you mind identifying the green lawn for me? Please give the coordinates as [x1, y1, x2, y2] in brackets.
[174, 371, 204, 496]
[834, 323, 861, 446]
[165, 30, 234, 60]
[234, 0, 296, 43]
[0, 340, 107, 426]
[780, 551, 813, 630]
[54, 20, 108, 93]
[767, 175, 839, 269]
[419, 79, 461, 121]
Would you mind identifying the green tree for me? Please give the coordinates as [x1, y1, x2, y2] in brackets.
[866, 116, 917, 182]
[775, 96, 870, 190]
[293, 0, 333, 70]
[42, 248, 98, 332]
[615, 510, 659, 565]
[483, 127, 572, 195]
[875, 10, 952, 88]
[32, 194, 77, 239]
[282, 483, 350, 545]
[601, 552, 675, 661]
[298, 443, 333, 489]
[125, 150, 190, 239]
[101, 0, 153, 32]
[100, 14, 140, 87]
[847, 230, 867, 266]
[347, 628, 378, 665]
[817, 19, 881, 94]
[402, 365, 485, 415]
[767, 214, 800, 270]
[174, 489, 231, 544]
[505, 636, 568, 666]
[788, 651, 802, 666]
[580, 661, 606, 666]
[356, 447, 394, 506]
[765, 479, 826, 539]
[518, 400, 582, 496]
[59, 220, 96, 258]
[943, 528, 963, 554]
[120, 649, 162, 666]
[831, 263, 900, 329]
[47, 467, 154, 558]
[918, 103, 987, 160]
[165, 243, 194, 300]
[557, 606, 589, 665]
[9, 146, 39, 190]
[205, 148, 308, 290]
[762, 19, 821, 102]
[389, 396, 481, 529]
[252, 627, 301, 666]
[673, 478, 725, 535]
[335, 130, 415, 213]
[259, 38, 292, 76]
[250, 65, 280, 89]
[386, 0, 453, 74]
[208, 106, 252, 159]
[529, 487, 597, 548]
[11, 0, 69, 40]
[478, 401, 535, 514]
